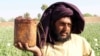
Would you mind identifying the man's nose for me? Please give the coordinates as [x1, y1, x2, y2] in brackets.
[63, 25, 69, 30]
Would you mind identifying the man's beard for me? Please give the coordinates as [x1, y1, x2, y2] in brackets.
[50, 28, 71, 43]
[54, 33, 71, 42]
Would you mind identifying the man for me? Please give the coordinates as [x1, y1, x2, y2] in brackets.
[16, 2, 95, 56]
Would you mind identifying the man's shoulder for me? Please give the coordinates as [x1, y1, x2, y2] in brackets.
[71, 33, 83, 38]
[71, 33, 86, 41]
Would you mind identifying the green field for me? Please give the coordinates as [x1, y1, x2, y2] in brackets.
[0, 23, 100, 56]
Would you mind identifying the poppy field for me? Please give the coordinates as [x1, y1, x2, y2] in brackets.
[0, 22, 100, 56]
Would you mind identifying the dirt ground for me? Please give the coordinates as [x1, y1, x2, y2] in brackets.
[84, 17, 100, 23]
[0, 22, 14, 27]
[0, 17, 100, 27]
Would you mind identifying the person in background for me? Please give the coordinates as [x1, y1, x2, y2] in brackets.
[16, 2, 95, 56]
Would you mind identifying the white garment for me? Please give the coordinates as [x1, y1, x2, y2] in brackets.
[41, 34, 95, 56]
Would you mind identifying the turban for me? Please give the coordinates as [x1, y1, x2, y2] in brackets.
[36, 2, 85, 48]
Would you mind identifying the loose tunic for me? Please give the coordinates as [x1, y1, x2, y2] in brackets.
[41, 34, 95, 56]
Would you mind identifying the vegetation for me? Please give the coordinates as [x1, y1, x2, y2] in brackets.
[81, 23, 100, 56]
[0, 23, 100, 56]
[41, 4, 48, 11]
[83, 13, 93, 17]
[24, 12, 30, 18]
[8, 18, 14, 22]
[37, 13, 41, 20]
[37, 4, 48, 20]
[0, 17, 6, 22]
[0, 26, 33, 56]
[83, 13, 99, 17]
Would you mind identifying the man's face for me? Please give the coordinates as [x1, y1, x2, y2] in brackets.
[54, 17, 72, 42]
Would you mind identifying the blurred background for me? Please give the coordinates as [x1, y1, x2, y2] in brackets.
[0, 0, 100, 56]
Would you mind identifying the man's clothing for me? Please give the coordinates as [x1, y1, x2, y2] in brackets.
[41, 34, 95, 56]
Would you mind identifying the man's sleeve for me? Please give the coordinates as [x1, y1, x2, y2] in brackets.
[82, 38, 95, 56]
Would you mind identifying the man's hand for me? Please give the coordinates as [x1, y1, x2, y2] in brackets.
[14, 42, 24, 50]
[14, 42, 42, 56]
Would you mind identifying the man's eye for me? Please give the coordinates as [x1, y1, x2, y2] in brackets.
[67, 23, 72, 27]
[60, 23, 64, 25]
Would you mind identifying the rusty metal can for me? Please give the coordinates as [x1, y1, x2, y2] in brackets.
[14, 16, 37, 49]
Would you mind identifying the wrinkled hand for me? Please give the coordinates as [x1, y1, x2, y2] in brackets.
[14, 42, 42, 56]
[14, 42, 24, 50]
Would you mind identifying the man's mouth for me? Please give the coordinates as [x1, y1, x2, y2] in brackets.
[61, 33, 67, 36]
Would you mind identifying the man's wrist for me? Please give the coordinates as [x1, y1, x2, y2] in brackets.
[32, 49, 42, 56]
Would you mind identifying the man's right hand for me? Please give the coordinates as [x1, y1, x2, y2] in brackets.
[14, 42, 42, 56]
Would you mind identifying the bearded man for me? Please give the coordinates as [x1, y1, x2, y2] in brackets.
[16, 2, 95, 56]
